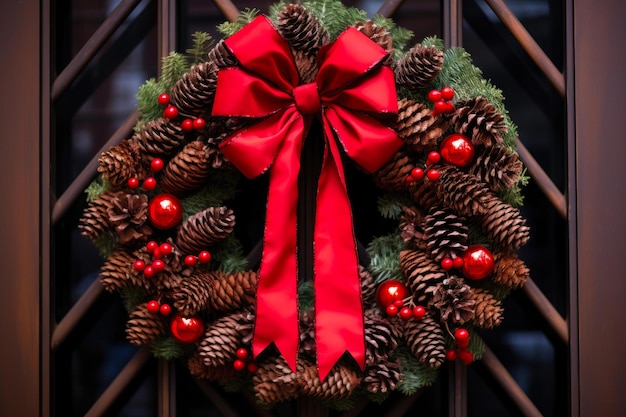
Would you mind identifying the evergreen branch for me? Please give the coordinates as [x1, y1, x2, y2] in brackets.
[186, 31, 213, 64]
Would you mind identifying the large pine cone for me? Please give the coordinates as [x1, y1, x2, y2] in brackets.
[209, 270, 257, 312]
[404, 314, 446, 369]
[175, 206, 235, 255]
[187, 352, 238, 381]
[423, 207, 468, 262]
[363, 357, 403, 393]
[399, 205, 427, 250]
[410, 179, 439, 209]
[480, 195, 530, 250]
[297, 359, 361, 400]
[364, 309, 401, 366]
[435, 166, 493, 217]
[171, 270, 214, 316]
[277, 4, 330, 56]
[79, 190, 119, 239]
[133, 118, 185, 157]
[400, 249, 445, 303]
[169, 61, 218, 118]
[470, 288, 504, 328]
[492, 251, 530, 289]
[354, 20, 393, 63]
[207, 40, 238, 68]
[99, 247, 148, 292]
[106, 191, 152, 244]
[159, 140, 212, 195]
[469, 145, 523, 192]
[252, 355, 300, 405]
[395, 44, 444, 90]
[428, 276, 476, 325]
[373, 147, 413, 191]
[97, 139, 145, 188]
[451, 97, 507, 147]
[198, 310, 254, 368]
[125, 303, 167, 346]
[396, 99, 447, 152]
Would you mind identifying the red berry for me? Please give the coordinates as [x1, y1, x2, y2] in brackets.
[233, 359, 246, 371]
[150, 158, 164, 173]
[445, 348, 458, 361]
[159, 303, 172, 316]
[426, 151, 441, 166]
[412, 305, 426, 320]
[157, 93, 170, 106]
[133, 260, 146, 272]
[163, 105, 178, 119]
[427, 89, 442, 103]
[457, 338, 470, 349]
[236, 348, 249, 360]
[440, 86, 455, 100]
[152, 247, 162, 260]
[142, 177, 157, 191]
[193, 117, 206, 130]
[452, 257, 464, 269]
[433, 100, 448, 115]
[426, 169, 440, 182]
[393, 299, 404, 307]
[127, 177, 139, 189]
[181, 118, 194, 132]
[184, 255, 197, 267]
[146, 241, 158, 252]
[405, 175, 416, 184]
[159, 243, 173, 255]
[441, 257, 453, 270]
[146, 300, 160, 314]
[399, 306, 413, 320]
[152, 259, 165, 272]
[143, 265, 155, 278]
[454, 328, 470, 343]
[410, 167, 425, 180]
[247, 362, 258, 373]
[198, 250, 211, 264]
[458, 349, 474, 365]
[443, 101, 455, 113]
[385, 304, 398, 317]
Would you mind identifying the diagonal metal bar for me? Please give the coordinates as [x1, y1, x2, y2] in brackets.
[50, 276, 106, 351]
[51, 0, 144, 101]
[212, 0, 241, 23]
[51, 110, 139, 225]
[376, 0, 406, 17]
[193, 379, 242, 417]
[482, 0, 565, 96]
[480, 347, 543, 417]
[84, 348, 153, 417]
[516, 138, 567, 219]
[522, 278, 569, 344]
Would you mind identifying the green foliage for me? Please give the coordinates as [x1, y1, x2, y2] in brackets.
[268, 1, 287, 21]
[468, 332, 486, 360]
[298, 280, 315, 311]
[366, 233, 405, 284]
[371, 14, 414, 59]
[120, 285, 147, 313]
[217, 8, 260, 37]
[498, 168, 529, 207]
[420, 35, 445, 51]
[211, 235, 248, 273]
[394, 347, 439, 394]
[377, 192, 412, 220]
[322, 394, 361, 411]
[84, 177, 111, 202]
[150, 336, 190, 360]
[367, 389, 390, 404]
[135, 78, 165, 130]
[92, 232, 118, 259]
[302, 0, 367, 39]
[186, 31, 213, 64]
[160, 52, 190, 91]
[180, 171, 240, 221]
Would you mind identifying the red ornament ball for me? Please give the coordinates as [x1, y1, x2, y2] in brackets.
[376, 279, 409, 309]
[148, 194, 183, 230]
[461, 245, 495, 280]
[439, 133, 475, 168]
[170, 314, 204, 344]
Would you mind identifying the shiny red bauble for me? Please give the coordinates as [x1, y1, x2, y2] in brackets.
[376, 279, 409, 309]
[461, 245, 495, 280]
[439, 133, 475, 168]
[170, 314, 204, 343]
[148, 194, 183, 230]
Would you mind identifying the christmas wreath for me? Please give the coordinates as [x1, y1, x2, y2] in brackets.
[79, 0, 530, 410]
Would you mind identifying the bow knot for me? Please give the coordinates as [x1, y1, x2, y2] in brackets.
[212, 15, 402, 381]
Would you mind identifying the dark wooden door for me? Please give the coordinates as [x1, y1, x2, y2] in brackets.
[1, 0, 625, 416]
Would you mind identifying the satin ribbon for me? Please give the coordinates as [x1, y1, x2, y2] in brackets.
[212, 16, 402, 381]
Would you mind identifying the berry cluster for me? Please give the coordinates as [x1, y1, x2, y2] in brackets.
[133, 240, 174, 278]
[127, 157, 165, 191]
[233, 347, 258, 373]
[375, 279, 426, 321]
[405, 150, 442, 185]
[158, 92, 207, 132]
[428, 86, 455, 116]
[445, 328, 474, 365]
[385, 301, 426, 321]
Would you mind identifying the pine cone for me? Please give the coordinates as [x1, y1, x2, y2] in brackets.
[171, 271, 215, 316]
[492, 251, 530, 289]
[107, 191, 152, 244]
[451, 97, 507, 147]
[469, 145, 523, 192]
[373, 147, 413, 191]
[400, 249, 445, 304]
[354, 21, 393, 63]
[395, 44, 444, 90]
[399, 205, 427, 249]
[207, 40, 238, 68]
[187, 351, 238, 381]
[159, 140, 212, 195]
[428, 276, 476, 325]
[363, 357, 403, 393]
[252, 355, 300, 405]
[125, 303, 167, 346]
[435, 166, 493, 217]
[360, 265, 377, 306]
[396, 98, 447, 152]
[175, 206, 235, 255]
[277, 4, 330, 56]
[470, 288, 503, 328]
[423, 207, 468, 262]
[209, 270, 257, 312]
[410, 179, 439, 209]
[170, 61, 218, 118]
[480, 195, 530, 250]
[299, 308, 316, 360]
[292, 49, 318, 84]
[404, 314, 446, 369]
[297, 358, 360, 400]
[132, 117, 185, 157]
[198, 309, 254, 367]
[79, 190, 119, 239]
[97, 139, 145, 188]
[99, 247, 147, 292]
[364, 310, 401, 366]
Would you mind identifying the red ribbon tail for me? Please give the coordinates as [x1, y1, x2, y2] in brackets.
[314, 127, 366, 381]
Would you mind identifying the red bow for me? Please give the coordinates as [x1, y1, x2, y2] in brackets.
[212, 16, 402, 380]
